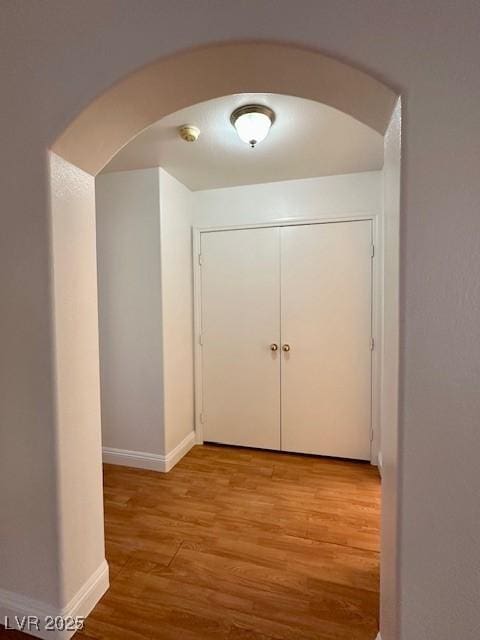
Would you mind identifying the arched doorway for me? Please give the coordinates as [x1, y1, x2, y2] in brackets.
[47, 42, 400, 640]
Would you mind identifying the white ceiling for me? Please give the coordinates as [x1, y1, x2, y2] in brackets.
[101, 93, 384, 191]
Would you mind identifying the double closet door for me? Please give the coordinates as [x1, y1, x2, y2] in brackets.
[199, 220, 373, 461]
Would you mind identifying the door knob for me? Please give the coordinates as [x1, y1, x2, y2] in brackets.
[270, 343, 279, 351]
[282, 344, 291, 352]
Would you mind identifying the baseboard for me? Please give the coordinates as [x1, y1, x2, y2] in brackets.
[376, 634, 382, 640]
[0, 559, 109, 639]
[102, 431, 196, 472]
[377, 451, 383, 477]
[164, 431, 196, 471]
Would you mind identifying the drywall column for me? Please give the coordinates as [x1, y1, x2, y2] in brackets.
[380, 100, 401, 640]
[49, 153, 108, 616]
[0, 153, 107, 635]
[96, 169, 165, 459]
[0, 153, 62, 621]
[158, 169, 195, 455]
[95, 168, 195, 467]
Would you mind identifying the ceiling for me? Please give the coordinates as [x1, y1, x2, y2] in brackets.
[101, 93, 384, 191]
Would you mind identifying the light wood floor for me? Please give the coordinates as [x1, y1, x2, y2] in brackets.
[2, 445, 380, 640]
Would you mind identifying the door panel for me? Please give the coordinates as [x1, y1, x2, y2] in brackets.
[280, 221, 372, 460]
[201, 228, 281, 449]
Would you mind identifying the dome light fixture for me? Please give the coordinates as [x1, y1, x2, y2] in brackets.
[230, 104, 275, 148]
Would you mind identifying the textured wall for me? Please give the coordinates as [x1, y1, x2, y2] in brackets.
[380, 101, 401, 640]
[49, 153, 106, 605]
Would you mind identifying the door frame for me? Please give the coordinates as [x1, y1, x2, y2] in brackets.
[192, 213, 382, 464]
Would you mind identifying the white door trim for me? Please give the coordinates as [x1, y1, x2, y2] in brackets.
[192, 213, 382, 464]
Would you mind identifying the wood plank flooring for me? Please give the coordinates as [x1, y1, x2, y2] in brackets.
[1, 444, 380, 640]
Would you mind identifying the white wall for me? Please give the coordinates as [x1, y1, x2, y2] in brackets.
[379, 100, 401, 640]
[194, 171, 382, 226]
[159, 169, 195, 453]
[95, 168, 195, 463]
[96, 169, 165, 456]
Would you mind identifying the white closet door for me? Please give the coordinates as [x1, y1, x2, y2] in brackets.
[201, 228, 281, 449]
[280, 221, 372, 460]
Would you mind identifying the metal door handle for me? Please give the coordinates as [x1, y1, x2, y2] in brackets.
[282, 344, 291, 352]
[270, 343, 279, 351]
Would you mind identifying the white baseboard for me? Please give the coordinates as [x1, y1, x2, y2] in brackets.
[102, 431, 196, 472]
[377, 451, 383, 477]
[0, 559, 109, 639]
[376, 634, 382, 640]
[164, 431, 196, 471]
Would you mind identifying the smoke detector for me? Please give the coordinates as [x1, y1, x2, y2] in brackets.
[178, 125, 200, 142]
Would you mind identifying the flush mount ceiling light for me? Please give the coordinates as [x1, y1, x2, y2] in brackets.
[230, 105, 275, 148]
